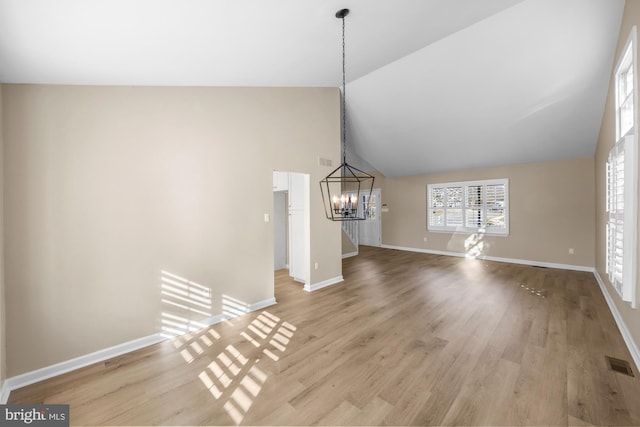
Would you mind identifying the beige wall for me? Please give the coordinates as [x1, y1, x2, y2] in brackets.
[0, 83, 5, 386]
[595, 0, 640, 355]
[378, 157, 595, 267]
[341, 230, 356, 255]
[341, 171, 385, 256]
[2, 85, 342, 376]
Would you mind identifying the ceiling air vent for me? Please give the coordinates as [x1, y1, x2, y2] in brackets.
[318, 157, 333, 167]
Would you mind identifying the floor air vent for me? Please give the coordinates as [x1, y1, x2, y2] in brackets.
[605, 355, 635, 377]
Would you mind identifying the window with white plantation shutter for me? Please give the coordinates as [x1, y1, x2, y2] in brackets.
[606, 137, 636, 305]
[427, 179, 508, 235]
[606, 143, 626, 289]
[606, 27, 638, 308]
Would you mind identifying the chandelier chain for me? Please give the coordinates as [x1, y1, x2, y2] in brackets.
[320, 8, 375, 222]
[341, 13, 347, 164]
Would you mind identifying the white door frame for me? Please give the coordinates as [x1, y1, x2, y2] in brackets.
[273, 171, 310, 287]
[359, 188, 382, 247]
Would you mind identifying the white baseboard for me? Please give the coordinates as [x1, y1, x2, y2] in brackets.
[380, 244, 640, 372]
[342, 251, 358, 259]
[380, 245, 594, 272]
[247, 297, 277, 312]
[2, 334, 165, 403]
[221, 296, 277, 321]
[304, 276, 344, 292]
[593, 271, 640, 371]
[195, 314, 225, 326]
[0, 296, 277, 404]
[0, 380, 10, 405]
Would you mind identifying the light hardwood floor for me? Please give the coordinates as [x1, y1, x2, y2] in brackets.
[9, 246, 640, 426]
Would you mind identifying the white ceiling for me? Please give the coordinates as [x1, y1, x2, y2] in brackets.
[347, 0, 625, 176]
[0, 0, 625, 176]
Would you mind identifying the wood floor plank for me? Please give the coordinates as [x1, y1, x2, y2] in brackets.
[8, 246, 640, 426]
[314, 400, 361, 426]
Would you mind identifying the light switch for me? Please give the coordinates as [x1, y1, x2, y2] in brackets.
[264, 213, 270, 222]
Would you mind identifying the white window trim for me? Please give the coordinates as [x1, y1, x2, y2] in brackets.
[607, 26, 638, 308]
[616, 27, 638, 142]
[427, 178, 509, 236]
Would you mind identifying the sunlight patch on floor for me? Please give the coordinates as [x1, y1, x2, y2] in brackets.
[170, 306, 296, 425]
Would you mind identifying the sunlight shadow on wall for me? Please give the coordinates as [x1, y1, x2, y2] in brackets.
[222, 294, 251, 320]
[446, 228, 491, 258]
[160, 270, 213, 339]
[464, 230, 490, 258]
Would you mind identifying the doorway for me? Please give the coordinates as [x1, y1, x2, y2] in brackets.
[359, 188, 381, 247]
[273, 191, 287, 270]
[273, 171, 310, 287]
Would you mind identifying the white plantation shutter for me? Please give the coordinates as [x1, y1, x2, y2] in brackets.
[429, 187, 445, 226]
[465, 185, 483, 228]
[427, 179, 508, 235]
[605, 221, 612, 279]
[446, 187, 464, 226]
[606, 136, 636, 305]
[606, 161, 612, 213]
[485, 184, 506, 230]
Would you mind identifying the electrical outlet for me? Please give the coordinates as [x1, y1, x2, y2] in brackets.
[424, 237, 428, 242]
[569, 248, 574, 254]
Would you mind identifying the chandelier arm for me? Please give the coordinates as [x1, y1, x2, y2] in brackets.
[343, 162, 375, 176]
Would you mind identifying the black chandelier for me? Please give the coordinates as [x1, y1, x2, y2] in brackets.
[320, 8, 375, 221]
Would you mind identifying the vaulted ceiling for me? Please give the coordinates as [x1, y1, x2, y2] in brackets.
[0, 0, 625, 176]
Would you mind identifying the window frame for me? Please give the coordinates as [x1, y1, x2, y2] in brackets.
[427, 178, 509, 236]
[606, 26, 638, 309]
[616, 30, 637, 141]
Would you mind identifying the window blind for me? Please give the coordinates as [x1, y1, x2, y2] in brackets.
[606, 136, 636, 303]
[428, 179, 508, 235]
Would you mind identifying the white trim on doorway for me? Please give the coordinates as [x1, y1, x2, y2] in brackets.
[304, 276, 344, 292]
